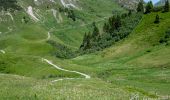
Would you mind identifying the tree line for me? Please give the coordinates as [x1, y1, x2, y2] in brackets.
[0, 0, 21, 11]
[79, 11, 142, 53]
[137, 0, 169, 13]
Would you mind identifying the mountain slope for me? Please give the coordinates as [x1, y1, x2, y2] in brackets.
[0, 0, 125, 51]
[70, 12, 170, 99]
[116, 0, 140, 10]
[1, 12, 169, 99]
[1, 0, 170, 99]
[0, 0, 125, 81]
[155, 0, 170, 6]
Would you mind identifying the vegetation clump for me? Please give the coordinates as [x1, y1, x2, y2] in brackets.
[0, 0, 21, 11]
[67, 9, 76, 21]
[145, 1, 154, 14]
[47, 40, 77, 59]
[59, 7, 76, 21]
[80, 12, 143, 54]
[137, 0, 144, 13]
[154, 14, 160, 24]
[159, 29, 170, 45]
[163, 0, 169, 12]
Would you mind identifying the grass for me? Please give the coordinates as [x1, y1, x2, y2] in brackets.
[0, 53, 82, 79]
[0, 74, 146, 100]
[0, 0, 170, 99]
[69, 12, 170, 98]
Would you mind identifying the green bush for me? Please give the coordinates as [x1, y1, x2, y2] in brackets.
[159, 29, 170, 44]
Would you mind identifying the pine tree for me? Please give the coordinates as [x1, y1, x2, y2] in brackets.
[108, 16, 116, 33]
[128, 10, 132, 16]
[145, 1, 153, 14]
[154, 14, 160, 24]
[164, 0, 169, 12]
[103, 22, 109, 33]
[80, 32, 87, 48]
[80, 32, 92, 50]
[137, 0, 144, 13]
[115, 16, 121, 30]
[85, 32, 92, 50]
[92, 22, 100, 38]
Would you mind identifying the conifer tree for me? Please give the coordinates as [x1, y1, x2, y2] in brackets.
[103, 22, 109, 33]
[164, 0, 169, 12]
[92, 22, 100, 39]
[154, 14, 160, 24]
[85, 32, 92, 50]
[80, 32, 87, 48]
[80, 32, 92, 50]
[145, 1, 153, 14]
[128, 10, 132, 16]
[115, 16, 121, 30]
[0, 0, 21, 11]
[137, 0, 144, 13]
[108, 16, 115, 33]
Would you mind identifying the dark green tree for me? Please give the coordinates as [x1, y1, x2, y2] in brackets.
[79, 12, 143, 53]
[154, 14, 160, 24]
[80, 32, 87, 48]
[164, 0, 169, 12]
[115, 16, 121, 30]
[145, 1, 154, 14]
[103, 22, 109, 33]
[137, 0, 144, 13]
[0, 0, 21, 11]
[80, 32, 92, 50]
[92, 22, 100, 39]
[23, 16, 29, 23]
[108, 16, 116, 33]
[85, 33, 92, 49]
[68, 10, 76, 21]
[128, 10, 132, 16]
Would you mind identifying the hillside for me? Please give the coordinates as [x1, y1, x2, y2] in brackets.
[0, 0, 125, 77]
[1, 0, 125, 47]
[0, 0, 170, 99]
[155, 0, 170, 6]
[116, 0, 140, 10]
[71, 12, 170, 99]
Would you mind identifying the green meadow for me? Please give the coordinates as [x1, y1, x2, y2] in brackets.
[0, 0, 170, 99]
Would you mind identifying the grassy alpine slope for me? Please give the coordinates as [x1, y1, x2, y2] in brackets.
[71, 12, 170, 99]
[0, 0, 170, 99]
[0, 0, 125, 77]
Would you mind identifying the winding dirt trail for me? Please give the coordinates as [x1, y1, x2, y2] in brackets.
[42, 58, 91, 82]
[40, 31, 91, 82]
[0, 25, 91, 83]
